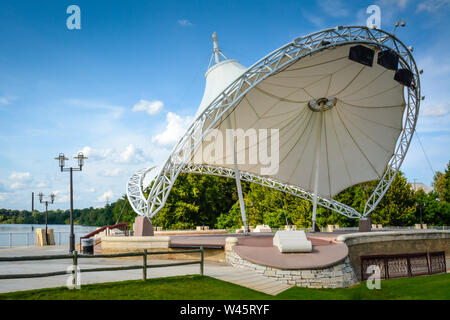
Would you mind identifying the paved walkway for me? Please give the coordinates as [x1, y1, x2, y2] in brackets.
[0, 246, 291, 295]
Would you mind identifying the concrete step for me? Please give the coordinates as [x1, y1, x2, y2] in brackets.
[212, 269, 292, 296]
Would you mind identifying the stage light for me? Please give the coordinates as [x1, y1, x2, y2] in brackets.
[348, 45, 374, 67]
[394, 68, 413, 87]
[377, 49, 399, 71]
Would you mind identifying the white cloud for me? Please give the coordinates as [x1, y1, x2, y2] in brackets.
[318, 0, 350, 17]
[118, 144, 146, 163]
[100, 168, 122, 177]
[416, 0, 450, 12]
[54, 195, 69, 203]
[85, 187, 96, 193]
[66, 99, 125, 119]
[97, 190, 114, 202]
[302, 10, 325, 28]
[421, 102, 450, 117]
[51, 190, 69, 203]
[8, 172, 32, 190]
[79, 146, 113, 161]
[9, 172, 31, 181]
[378, 0, 409, 9]
[36, 182, 47, 188]
[152, 112, 192, 146]
[132, 99, 163, 115]
[178, 19, 193, 26]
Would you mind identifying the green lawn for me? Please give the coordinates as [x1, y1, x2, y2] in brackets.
[0, 273, 449, 300]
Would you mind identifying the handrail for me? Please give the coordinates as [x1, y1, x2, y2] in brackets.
[79, 222, 129, 252]
[0, 247, 204, 281]
[80, 223, 128, 240]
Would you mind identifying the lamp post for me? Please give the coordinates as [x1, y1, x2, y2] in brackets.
[38, 192, 55, 245]
[415, 201, 426, 225]
[55, 152, 87, 253]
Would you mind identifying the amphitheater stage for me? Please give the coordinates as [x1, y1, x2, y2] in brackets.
[169, 232, 348, 269]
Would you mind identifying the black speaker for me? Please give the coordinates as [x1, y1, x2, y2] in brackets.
[377, 49, 399, 71]
[348, 45, 374, 67]
[394, 68, 413, 87]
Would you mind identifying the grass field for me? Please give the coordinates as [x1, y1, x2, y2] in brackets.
[0, 273, 449, 300]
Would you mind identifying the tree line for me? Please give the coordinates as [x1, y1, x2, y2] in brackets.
[1, 161, 449, 229]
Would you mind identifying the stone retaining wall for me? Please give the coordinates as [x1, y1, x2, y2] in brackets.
[336, 230, 450, 280]
[226, 250, 357, 288]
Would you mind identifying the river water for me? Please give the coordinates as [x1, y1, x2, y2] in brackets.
[0, 224, 98, 247]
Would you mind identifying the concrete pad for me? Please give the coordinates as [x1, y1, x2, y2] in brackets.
[0, 246, 292, 296]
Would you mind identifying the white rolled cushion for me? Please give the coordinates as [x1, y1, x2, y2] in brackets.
[273, 230, 312, 253]
[254, 224, 272, 232]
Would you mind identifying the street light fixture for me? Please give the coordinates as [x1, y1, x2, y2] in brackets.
[55, 152, 88, 253]
[38, 192, 55, 245]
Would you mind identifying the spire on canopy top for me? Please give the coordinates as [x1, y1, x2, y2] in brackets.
[209, 32, 228, 68]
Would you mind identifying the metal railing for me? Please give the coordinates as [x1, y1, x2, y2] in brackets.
[360, 251, 446, 280]
[0, 231, 98, 248]
[0, 231, 99, 248]
[0, 247, 205, 283]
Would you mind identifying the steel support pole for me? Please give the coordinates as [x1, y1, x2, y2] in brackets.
[69, 167, 75, 253]
[227, 116, 248, 235]
[311, 110, 324, 233]
[45, 202, 49, 245]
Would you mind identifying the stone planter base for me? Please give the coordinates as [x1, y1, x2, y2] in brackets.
[226, 250, 357, 288]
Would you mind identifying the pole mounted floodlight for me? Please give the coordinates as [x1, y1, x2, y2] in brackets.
[55, 151, 87, 253]
[38, 192, 55, 245]
[393, 19, 406, 36]
[127, 26, 421, 233]
[55, 153, 69, 171]
[74, 152, 88, 169]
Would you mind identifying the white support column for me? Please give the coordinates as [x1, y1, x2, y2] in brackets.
[227, 116, 248, 235]
[311, 110, 324, 233]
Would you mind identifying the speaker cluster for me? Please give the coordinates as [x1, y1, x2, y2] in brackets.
[348, 45, 413, 88]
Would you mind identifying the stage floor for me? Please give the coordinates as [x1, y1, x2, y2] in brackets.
[169, 232, 349, 270]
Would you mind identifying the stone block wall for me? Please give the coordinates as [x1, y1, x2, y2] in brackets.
[226, 250, 357, 288]
[336, 230, 450, 280]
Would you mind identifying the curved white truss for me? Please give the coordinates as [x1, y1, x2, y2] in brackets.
[128, 26, 420, 220]
[126, 166, 155, 216]
[182, 163, 362, 219]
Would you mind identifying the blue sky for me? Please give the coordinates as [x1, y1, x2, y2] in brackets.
[0, 0, 449, 210]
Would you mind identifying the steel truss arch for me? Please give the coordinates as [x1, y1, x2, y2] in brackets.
[126, 166, 155, 216]
[134, 25, 420, 219]
[182, 163, 362, 219]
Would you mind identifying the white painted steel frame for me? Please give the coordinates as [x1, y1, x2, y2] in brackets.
[126, 166, 155, 216]
[182, 163, 363, 219]
[128, 26, 420, 220]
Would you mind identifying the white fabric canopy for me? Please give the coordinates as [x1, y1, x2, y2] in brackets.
[189, 43, 405, 198]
